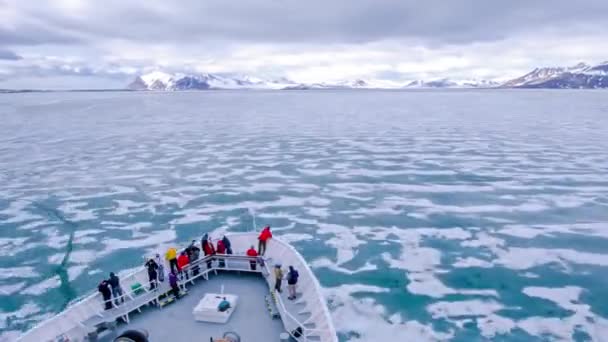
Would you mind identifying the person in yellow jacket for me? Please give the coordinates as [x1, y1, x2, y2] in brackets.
[274, 264, 283, 293]
[165, 247, 178, 274]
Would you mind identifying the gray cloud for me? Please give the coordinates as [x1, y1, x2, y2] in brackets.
[5, 0, 608, 46]
[1, 0, 608, 88]
[0, 27, 82, 46]
[0, 49, 22, 60]
[0, 58, 133, 89]
[0, 60, 130, 79]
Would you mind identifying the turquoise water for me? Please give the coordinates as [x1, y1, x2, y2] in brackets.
[1, 90, 608, 341]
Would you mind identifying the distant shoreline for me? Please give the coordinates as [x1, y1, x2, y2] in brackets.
[0, 89, 136, 94]
[2, 87, 607, 94]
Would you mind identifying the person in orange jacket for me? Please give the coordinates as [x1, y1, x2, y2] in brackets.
[257, 226, 272, 255]
[246, 245, 258, 270]
[177, 251, 190, 280]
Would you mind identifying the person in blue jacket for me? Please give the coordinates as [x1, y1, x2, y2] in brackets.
[287, 266, 299, 300]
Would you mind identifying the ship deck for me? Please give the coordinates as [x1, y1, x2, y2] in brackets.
[18, 233, 336, 342]
[99, 271, 286, 341]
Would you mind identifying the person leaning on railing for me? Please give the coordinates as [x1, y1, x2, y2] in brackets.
[222, 235, 233, 255]
[165, 247, 178, 274]
[246, 245, 258, 270]
[177, 251, 190, 280]
[186, 241, 201, 276]
[201, 234, 216, 269]
[216, 238, 226, 267]
[108, 272, 124, 306]
[98, 279, 113, 310]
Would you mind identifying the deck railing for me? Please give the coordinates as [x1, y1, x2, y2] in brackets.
[259, 236, 337, 342]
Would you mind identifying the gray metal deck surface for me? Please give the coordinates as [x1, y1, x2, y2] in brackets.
[100, 272, 287, 342]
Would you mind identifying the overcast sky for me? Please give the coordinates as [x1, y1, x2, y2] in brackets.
[1, 0, 607, 89]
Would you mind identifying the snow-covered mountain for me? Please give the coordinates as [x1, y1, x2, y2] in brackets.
[130, 72, 411, 90]
[129, 72, 501, 91]
[587, 61, 608, 74]
[128, 71, 296, 90]
[405, 79, 499, 88]
[501, 62, 608, 88]
[501, 63, 590, 88]
[128, 62, 608, 91]
[283, 79, 373, 90]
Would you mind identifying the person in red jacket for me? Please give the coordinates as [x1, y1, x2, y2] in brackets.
[258, 226, 272, 255]
[246, 245, 258, 270]
[202, 236, 216, 269]
[216, 239, 226, 268]
[177, 251, 190, 280]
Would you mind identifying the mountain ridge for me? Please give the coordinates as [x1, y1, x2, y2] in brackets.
[500, 62, 607, 89]
[128, 73, 502, 91]
[127, 61, 608, 90]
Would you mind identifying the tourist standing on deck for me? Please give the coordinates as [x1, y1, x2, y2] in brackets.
[274, 264, 283, 293]
[202, 234, 215, 269]
[216, 238, 226, 268]
[98, 279, 113, 310]
[287, 266, 299, 300]
[201, 233, 209, 253]
[155, 254, 165, 282]
[186, 240, 196, 257]
[246, 245, 258, 270]
[169, 270, 180, 299]
[258, 226, 272, 255]
[145, 257, 158, 290]
[188, 242, 201, 276]
[177, 251, 190, 280]
[222, 235, 233, 255]
[165, 247, 178, 274]
[108, 272, 124, 305]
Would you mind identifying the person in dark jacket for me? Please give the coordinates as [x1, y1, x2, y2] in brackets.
[188, 242, 201, 276]
[145, 258, 158, 290]
[168, 270, 180, 299]
[98, 279, 113, 310]
[186, 240, 196, 256]
[222, 235, 233, 255]
[108, 272, 124, 305]
[287, 266, 299, 300]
